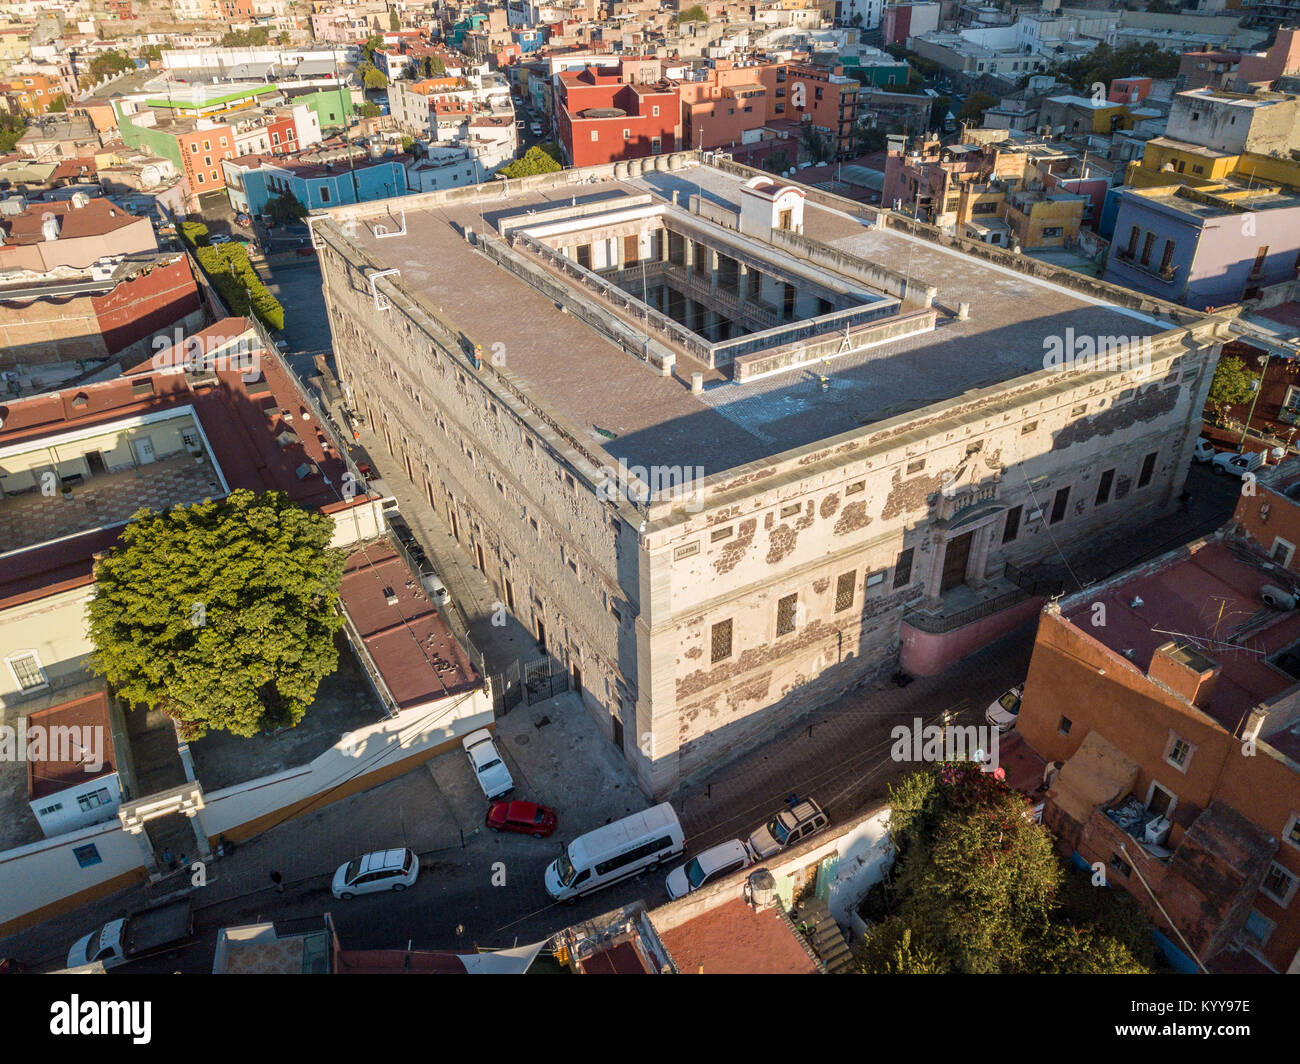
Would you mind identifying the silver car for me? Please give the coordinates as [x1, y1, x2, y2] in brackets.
[746, 799, 828, 860]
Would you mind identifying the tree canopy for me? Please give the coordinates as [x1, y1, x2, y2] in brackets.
[0, 113, 26, 152]
[857, 762, 1158, 974]
[1207, 354, 1259, 416]
[88, 491, 345, 739]
[497, 144, 563, 178]
[220, 27, 270, 47]
[88, 50, 135, 81]
[266, 190, 308, 224]
[957, 91, 998, 125]
[677, 5, 708, 22]
[1056, 42, 1180, 94]
[360, 63, 388, 90]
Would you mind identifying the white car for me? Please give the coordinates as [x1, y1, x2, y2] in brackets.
[665, 840, 751, 900]
[529, 122, 543, 136]
[985, 685, 1023, 732]
[1193, 437, 1215, 463]
[1211, 450, 1263, 478]
[462, 729, 514, 799]
[331, 847, 419, 899]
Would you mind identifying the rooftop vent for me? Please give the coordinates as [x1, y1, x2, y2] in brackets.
[41, 214, 60, 241]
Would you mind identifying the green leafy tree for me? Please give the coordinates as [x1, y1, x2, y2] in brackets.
[361, 64, 388, 91]
[800, 122, 833, 164]
[927, 94, 950, 131]
[276, 31, 290, 46]
[360, 34, 383, 63]
[179, 219, 209, 246]
[855, 126, 887, 155]
[1056, 42, 1179, 94]
[957, 91, 998, 126]
[400, 134, 415, 152]
[677, 4, 707, 21]
[89, 50, 135, 80]
[420, 55, 447, 77]
[88, 491, 345, 739]
[140, 44, 169, 63]
[193, 241, 285, 329]
[266, 190, 308, 224]
[389, 7, 399, 30]
[47, 95, 67, 113]
[497, 144, 563, 178]
[1207, 355, 1258, 418]
[0, 113, 26, 152]
[860, 762, 1153, 974]
[357, 100, 382, 118]
[761, 148, 790, 174]
[220, 27, 270, 47]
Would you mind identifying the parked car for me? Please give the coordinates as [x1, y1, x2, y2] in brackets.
[530, 121, 543, 136]
[1211, 450, 1264, 478]
[746, 798, 829, 860]
[985, 684, 1023, 732]
[486, 800, 557, 837]
[1193, 437, 1215, 463]
[331, 847, 420, 899]
[463, 729, 514, 800]
[235, 212, 251, 227]
[209, 233, 232, 244]
[665, 839, 751, 900]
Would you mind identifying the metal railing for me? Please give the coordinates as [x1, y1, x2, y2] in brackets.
[903, 585, 1033, 635]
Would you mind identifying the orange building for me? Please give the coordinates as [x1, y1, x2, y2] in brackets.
[0, 73, 65, 116]
[1015, 507, 1300, 973]
[173, 121, 237, 206]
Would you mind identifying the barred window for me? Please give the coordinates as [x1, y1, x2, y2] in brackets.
[834, 571, 855, 612]
[711, 619, 733, 663]
[893, 548, 914, 588]
[776, 593, 798, 636]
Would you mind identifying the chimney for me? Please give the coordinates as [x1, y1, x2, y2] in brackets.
[956, 301, 970, 320]
[1147, 641, 1220, 709]
[1242, 707, 1268, 744]
[691, 371, 703, 394]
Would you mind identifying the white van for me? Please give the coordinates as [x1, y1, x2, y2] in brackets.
[545, 803, 684, 901]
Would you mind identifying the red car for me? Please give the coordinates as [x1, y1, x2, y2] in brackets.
[486, 801, 557, 838]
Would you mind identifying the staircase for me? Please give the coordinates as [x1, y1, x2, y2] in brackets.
[793, 896, 856, 974]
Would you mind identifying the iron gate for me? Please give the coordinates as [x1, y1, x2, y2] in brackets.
[525, 655, 569, 705]
[493, 659, 523, 715]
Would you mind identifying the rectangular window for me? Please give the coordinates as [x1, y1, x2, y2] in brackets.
[711, 619, 733, 663]
[1166, 734, 1193, 771]
[1059, 715, 1072, 736]
[1252, 245, 1269, 276]
[1071, 404, 1087, 417]
[1002, 505, 1022, 544]
[866, 570, 886, 588]
[1138, 451, 1158, 488]
[845, 481, 864, 495]
[1140, 232, 1155, 267]
[906, 458, 925, 474]
[590, 130, 599, 142]
[776, 593, 798, 636]
[8, 652, 46, 691]
[1095, 469, 1114, 506]
[1021, 421, 1037, 435]
[834, 571, 856, 612]
[711, 526, 733, 543]
[73, 844, 102, 868]
[893, 547, 914, 588]
[1125, 225, 1138, 257]
[780, 503, 801, 519]
[1271, 538, 1295, 567]
[1159, 239, 1175, 273]
[1050, 487, 1070, 525]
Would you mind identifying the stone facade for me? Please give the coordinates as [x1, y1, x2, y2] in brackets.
[314, 157, 1234, 797]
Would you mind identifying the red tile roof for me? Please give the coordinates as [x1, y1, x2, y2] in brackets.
[0, 195, 139, 245]
[26, 690, 116, 800]
[657, 898, 819, 974]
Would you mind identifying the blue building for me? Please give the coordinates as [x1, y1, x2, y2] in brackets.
[513, 28, 543, 54]
[223, 152, 409, 217]
[1103, 184, 1300, 310]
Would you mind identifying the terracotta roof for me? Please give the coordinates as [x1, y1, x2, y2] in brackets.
[656, 898, 819, 974]
[26, 690, 117, 800]
[0, 196, 140, 245]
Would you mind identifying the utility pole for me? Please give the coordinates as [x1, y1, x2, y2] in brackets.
[333, 48, 360, 201]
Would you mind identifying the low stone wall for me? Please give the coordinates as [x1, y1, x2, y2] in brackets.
[732, 307, 936, 382]
[768, 226, 937, 308]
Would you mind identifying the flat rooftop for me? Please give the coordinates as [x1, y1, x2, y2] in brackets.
[1061, 538, 1300, 746]
[338, 163, 1174, 475]
[338, 541, 480, 708]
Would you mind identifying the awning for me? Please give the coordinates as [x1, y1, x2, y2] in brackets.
[459, 940, 548, 974]
[1048, 730, 1139, 825]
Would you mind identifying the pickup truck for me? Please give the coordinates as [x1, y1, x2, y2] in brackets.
[66, 898, 195, 970]
[1211, 450, 1264, 478]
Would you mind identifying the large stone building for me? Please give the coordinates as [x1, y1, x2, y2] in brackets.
[313, 152, 1235, 796]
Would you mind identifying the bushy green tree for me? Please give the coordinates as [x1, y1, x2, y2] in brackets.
[357, 100, 382, 118]
[957, 91, 998, 125]
[0, 113, 25, 152]
[179, 220, 209, 246]
[266, 190, 308, 224]
[677, 4, 707, 21]
[360, 63, 388, 90]
[859, 762, 1155, 974]
[193, 242, 285, 330]
[1207, 355, 1258, 417]
[89, 50, 135, 80]
[88, 491, 345, 739]
[1057, 42, 1179, 94]
[497, 144, 563, 178]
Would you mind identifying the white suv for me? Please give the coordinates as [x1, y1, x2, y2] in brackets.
[665, 840, 751, 900]
[331, 848, 419, 899]
[462, 729, 514, 800]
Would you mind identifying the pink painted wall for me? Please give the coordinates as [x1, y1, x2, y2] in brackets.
[899, 596, 1045, 677]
